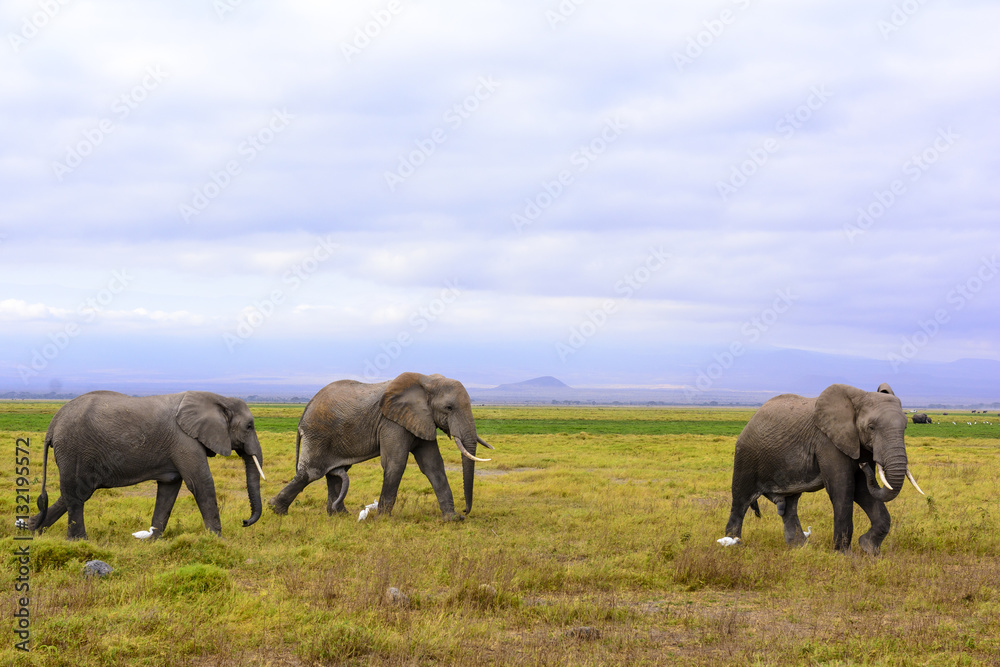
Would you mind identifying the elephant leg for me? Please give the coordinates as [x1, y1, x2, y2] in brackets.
[325, 467, 350, 516]
[150, 478, 183, 538]
[824, 480, 855, 552]
[27, 496, 67, 532]
[412, 441, 461, 521]
[779, 493, 807, 547]
[269, 468, 324, 515]
[724, 492, 759, 540]
[854, 472, 891, 556]
[725, 453, 760, 539]
[182, 472, 222, 535]
[65, 496, 88, 540]
[377, 447, 410, 517]
[61, 477, 95, 540]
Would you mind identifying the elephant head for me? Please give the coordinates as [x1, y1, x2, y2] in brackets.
[814, 383, 922, 502]
[381, 372, 492, 515]
[176, 392, 265, 527]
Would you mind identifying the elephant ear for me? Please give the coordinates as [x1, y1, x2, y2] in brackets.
[176, 392, 232, 457]
[814, 384, 864, 459]
[380, 373, 437, 441]
[876, 383, 895, 395]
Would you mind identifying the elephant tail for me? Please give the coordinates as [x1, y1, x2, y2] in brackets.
[294, 428, 302, 471]
[750, 499, 761, 518]
[35, 432, 52, 528]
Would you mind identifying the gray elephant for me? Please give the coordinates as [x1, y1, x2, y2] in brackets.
[912, 413, 932, 424]
[269, 372, 493, 521]
[723, 383, 924, 555]
[22, 391, 265, 540]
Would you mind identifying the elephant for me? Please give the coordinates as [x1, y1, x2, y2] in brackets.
[20, 391, 266, 540]
[269, 372, 493, 521]
[912, 413, 932, 424]
[723, 383, 924, 555]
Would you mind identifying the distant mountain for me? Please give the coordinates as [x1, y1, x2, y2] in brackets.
[493, 376, 570, 390]
[5, 349, 996, 407]
[466, 351, 1000, 407]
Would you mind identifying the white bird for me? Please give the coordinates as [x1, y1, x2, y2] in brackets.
[803, 526, 812, 539]
[132, 527, 155, 539]
[358, 499, 379, 521]
[717, 536, 741, 547]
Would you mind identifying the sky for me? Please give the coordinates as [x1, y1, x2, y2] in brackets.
[2, 0, 998, 395]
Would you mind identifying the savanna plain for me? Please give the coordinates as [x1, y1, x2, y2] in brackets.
[2, 402, 999, 666]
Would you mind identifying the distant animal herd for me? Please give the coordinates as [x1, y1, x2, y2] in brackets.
[16, 374, 993, 554]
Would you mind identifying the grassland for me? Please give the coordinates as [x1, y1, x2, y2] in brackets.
[2, 403, 999, 666]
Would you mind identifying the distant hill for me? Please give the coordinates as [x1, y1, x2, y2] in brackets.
[493, 376, 570, 390]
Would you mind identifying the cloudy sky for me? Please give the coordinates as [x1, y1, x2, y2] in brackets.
[2, 0, 998, 394]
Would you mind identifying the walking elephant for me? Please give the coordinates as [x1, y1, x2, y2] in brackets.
[723, 383, 924, 555]
[912, 413, 932, 424]
[269, 372, 493, 521]
[20, 391, 266, 540]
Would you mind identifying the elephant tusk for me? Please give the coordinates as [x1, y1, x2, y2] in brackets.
[476, 436, 495, 451]
[906, 467, 925, 495]
[456, 437, 490, 463]
[252, 455, 266, 481]
[876, 464, 893, 491]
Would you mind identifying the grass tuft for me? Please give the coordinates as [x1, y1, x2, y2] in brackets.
[155, 563, 231, 597]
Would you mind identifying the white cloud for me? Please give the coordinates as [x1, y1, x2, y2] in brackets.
[0, 299, 68, 321]
[1, 1, 998, 389]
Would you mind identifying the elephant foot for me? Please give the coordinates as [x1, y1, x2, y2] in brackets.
[326, 505, 348, 517]
[785, 534, 807, 548]
[442, 512, 465, 522]
[858, 533, 881, 557]
[267, 498, 289, 516]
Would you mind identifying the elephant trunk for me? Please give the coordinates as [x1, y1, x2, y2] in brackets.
[864, 449, 907, 503]
[461, 436, 476, 515]
[240, 450, 263, 527]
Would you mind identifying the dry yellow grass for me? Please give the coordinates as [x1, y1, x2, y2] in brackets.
[1, 404, 998, 665]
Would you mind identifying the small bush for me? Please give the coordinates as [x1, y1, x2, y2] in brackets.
[297, 622, 384, 662]
[672, 543, 784, 591]
[25, 540, 113, 571]
[158, 533, 242, 567]
[156, 563, 231, 597]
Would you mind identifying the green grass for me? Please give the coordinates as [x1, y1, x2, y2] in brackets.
[2, 403, 999, 665]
